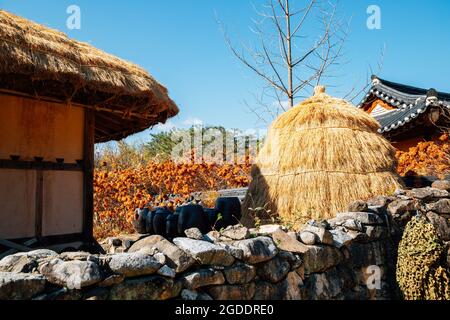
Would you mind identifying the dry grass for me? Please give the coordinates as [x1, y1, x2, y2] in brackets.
[242, 86, 402, 228]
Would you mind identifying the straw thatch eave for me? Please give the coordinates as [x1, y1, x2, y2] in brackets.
[0, 10, 179, 143]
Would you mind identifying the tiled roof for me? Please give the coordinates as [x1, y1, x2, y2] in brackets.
[358, 76, 450, 134]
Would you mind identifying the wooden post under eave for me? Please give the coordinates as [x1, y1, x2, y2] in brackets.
[34, 170, 43, 238]
[83, 110, 95, 240]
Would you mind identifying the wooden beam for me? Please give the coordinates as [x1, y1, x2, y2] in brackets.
[0, 159, 82, 171]
[83, 109, 95, 240]
[0, 238, 37, 260]
[0, 233, 89, 249]
[0, 238, 33, 252]
[0, 89, 158, 120]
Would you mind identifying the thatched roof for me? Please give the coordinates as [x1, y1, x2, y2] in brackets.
[0, 10, 179, 143]
[242, 86, 402, 229]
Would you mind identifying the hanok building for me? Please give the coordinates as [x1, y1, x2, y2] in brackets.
[0, 10, 178, 248]
[358, 76, 450, 151]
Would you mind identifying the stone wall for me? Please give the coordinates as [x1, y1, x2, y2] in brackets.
[1, 185, 449, 300]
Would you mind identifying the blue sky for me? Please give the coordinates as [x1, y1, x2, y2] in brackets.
[2, 0, 450, 144]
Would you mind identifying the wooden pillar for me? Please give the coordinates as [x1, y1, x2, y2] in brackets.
[34, 169, 43, 238]
[83, 110, 95, 240]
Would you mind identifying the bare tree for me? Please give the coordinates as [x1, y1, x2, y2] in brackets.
[218, 0, 350, 123]
[343, 43, 386, 103]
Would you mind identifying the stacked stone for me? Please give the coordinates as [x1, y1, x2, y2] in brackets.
[1, 185, 449, 300]
[0, 224, 390, 300]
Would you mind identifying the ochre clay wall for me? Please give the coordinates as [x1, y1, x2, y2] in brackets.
[0, 169, 36, 238]
[42, 171, 84, 236]
[0, 94, 85, 239]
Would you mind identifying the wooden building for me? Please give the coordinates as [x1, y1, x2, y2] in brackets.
[0, 10, 178, 246]
[358, 76, 450, 151]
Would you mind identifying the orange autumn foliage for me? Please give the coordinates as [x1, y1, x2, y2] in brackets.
[94, 135, 450, 240]
[93, 160, 251, 239]
[396, 133, 450, 178]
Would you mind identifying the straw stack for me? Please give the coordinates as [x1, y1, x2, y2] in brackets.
[242, 86, 402, 229]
